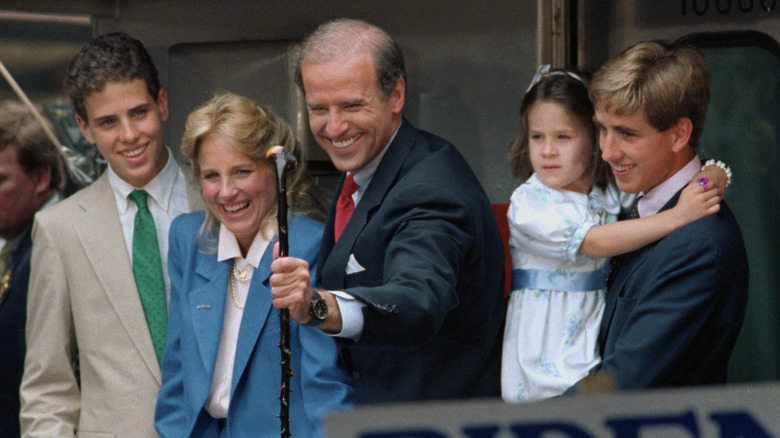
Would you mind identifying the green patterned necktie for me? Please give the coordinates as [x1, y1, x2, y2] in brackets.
[129, 189, 167, 365]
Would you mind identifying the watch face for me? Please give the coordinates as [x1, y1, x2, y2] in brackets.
[312, 299, 328, 319]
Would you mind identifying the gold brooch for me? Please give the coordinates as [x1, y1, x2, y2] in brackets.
[232, 262, 248, 282]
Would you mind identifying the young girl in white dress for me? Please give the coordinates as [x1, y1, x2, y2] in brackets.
[501, 67, 728, 403]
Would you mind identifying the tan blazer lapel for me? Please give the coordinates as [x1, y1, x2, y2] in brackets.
[73, 175, 162, 383]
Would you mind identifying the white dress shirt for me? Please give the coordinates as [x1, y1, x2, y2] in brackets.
[204, 223, 271, 418]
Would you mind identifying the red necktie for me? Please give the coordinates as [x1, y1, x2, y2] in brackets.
[334, 174, 359, 242]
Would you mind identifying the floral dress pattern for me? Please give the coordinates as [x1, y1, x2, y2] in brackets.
[501, 173, 630, 403]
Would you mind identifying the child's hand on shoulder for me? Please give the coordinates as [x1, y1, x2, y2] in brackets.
[672, 178, 722, 224]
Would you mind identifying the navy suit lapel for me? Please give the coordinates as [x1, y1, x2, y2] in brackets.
[600, 249, 646, 344]
[9, 228, 32, 277]
[318, 119, 415, 289]
[9, 228, 32, 269]
[317, 181, 340, 285]
[2, 228, 31, 305]
[189, 256, 229, 379]
[231, 240, 276, 391]
[600, 188, 684, 346]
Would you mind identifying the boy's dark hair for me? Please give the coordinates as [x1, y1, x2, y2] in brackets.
[66, 32, 161, 121]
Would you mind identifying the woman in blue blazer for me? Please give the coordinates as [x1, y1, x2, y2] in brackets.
[155, 92, 353, 437]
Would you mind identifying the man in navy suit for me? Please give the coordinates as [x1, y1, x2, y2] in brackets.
[574, 41, 748, 391]
[0, 100, 65, 436]
[270, 18, 506, 404]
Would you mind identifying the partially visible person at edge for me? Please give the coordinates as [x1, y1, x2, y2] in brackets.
[565, 41, 748, 393]
[501, 67, 729, 403]
[20, 32, 198, 437]
[0, 100, 66, 437]
[269, 18, 507, 404]
[155, 91, 353, 437]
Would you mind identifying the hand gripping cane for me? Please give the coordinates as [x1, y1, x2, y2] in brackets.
[266, 145, 297, 438]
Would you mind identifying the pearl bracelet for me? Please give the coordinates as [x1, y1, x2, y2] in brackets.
[702, 159, 732, 188]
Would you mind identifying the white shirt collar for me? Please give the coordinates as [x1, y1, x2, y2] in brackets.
[348, 120, 402, 198]
[638, 155, 702, 218]
[216, 222, 271, 269]
[108, 146, 179, 213]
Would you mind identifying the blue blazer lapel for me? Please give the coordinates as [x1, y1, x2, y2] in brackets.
[189, 256, 229, 379]
[231, 240, 276, 392]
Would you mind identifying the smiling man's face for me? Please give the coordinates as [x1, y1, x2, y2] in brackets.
[302, 53, 404, 174]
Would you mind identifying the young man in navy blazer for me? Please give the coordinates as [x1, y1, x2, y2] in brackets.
[572, 41, 748, 391]
[270, 18, 506, 404]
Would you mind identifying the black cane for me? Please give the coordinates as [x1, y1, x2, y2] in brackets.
[266, 145, 297, 438]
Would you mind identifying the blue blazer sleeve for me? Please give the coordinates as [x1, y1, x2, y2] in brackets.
[290, 216, 354, 435]
[297, 299, 353, 430]
[155, 213, 197, 436]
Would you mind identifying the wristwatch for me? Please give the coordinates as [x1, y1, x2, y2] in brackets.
[308, 289, 328, 326]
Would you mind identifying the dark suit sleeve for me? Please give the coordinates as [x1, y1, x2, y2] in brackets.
[347, 178, 477, 349]
[598, 217, 747, 388]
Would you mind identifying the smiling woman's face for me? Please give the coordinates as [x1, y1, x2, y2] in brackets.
[197, 132, 276, 252]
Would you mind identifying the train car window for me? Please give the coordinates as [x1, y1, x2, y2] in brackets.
[167, 40, 340, 193]
[0, 10, 98, 193]
[677, 31, 780, 383]
[0, 11, 91, 102]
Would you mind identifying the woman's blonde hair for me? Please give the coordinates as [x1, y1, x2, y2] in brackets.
[181, 91, 327, 248]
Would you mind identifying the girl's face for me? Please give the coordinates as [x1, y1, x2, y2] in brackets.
[197, 132, 276, 253]
[527, 101, 593, 194]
